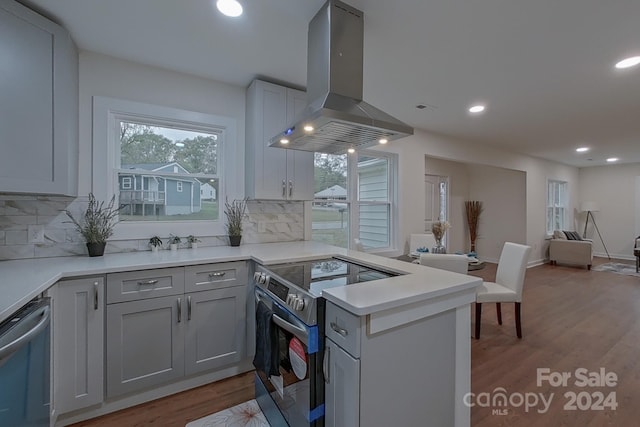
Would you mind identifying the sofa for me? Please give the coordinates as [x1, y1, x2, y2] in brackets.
[549, 230, 593, 270]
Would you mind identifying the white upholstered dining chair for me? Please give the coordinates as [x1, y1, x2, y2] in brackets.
[419, 253, 469, 274]
[475, 242, 531, 339]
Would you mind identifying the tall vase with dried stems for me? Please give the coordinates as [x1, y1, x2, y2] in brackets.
[465, 200, 483, 252]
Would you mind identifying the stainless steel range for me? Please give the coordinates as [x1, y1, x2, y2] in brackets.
[252, 256, 400, 427]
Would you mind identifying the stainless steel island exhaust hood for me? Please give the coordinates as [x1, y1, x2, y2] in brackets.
[269, 0, 413, 154]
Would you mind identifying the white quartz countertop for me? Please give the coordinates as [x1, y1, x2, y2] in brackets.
[0, 241, 481, 323]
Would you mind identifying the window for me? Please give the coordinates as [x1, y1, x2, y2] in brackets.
[312, 151, 396, 251]
[547, 180, 568, 234]
[121, 177, 132, 190]
[92, 97, 239, 240]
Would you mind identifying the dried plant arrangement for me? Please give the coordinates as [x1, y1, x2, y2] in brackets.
[465, 200, 483, 252]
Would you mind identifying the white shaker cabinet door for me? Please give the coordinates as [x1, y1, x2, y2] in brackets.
[53, 277, 104, 414]
[324, 338, 360, 427]
[0, 0, 78, 196]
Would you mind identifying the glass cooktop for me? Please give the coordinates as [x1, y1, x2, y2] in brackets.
[266, 257, 400, 298]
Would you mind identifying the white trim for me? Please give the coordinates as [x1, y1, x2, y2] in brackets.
[92, 96, 240, 239]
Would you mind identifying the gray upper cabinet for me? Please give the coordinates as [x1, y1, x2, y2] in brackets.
[0, 0, 78, 196]
[245, 80, 314, 200]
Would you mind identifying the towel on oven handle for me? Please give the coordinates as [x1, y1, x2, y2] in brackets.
[253, 300, 280, 377]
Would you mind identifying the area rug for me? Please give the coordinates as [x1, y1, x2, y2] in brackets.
[592, 262, 640, 277]
[186, 399, 268, 427]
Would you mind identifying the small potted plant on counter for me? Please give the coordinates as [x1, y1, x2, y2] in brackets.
[224, 197, 247, 247]
[169, 234, 181, 251]
[65, 193, 120, 257]
[186, 235, 201, 249]
[148, 236, 163, 252]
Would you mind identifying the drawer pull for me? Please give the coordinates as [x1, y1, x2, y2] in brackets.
[330, 322, 348, 337]
[208, 272, 226, 279]
[137, 279, 158, 286]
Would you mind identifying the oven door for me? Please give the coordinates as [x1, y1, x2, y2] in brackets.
[254, 287, 324, 426]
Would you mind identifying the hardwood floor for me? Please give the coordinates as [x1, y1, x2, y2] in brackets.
[71, 257, 640, 427]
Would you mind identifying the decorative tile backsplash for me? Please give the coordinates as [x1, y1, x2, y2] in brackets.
[0, 196, 304, 261]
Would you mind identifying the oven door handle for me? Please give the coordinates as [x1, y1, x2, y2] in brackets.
[272, 313, 308, 347]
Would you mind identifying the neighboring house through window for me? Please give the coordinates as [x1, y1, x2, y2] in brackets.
[312, 151, 397, 251]
[92, 97, 239, 240]
[547, 180, 568, 234]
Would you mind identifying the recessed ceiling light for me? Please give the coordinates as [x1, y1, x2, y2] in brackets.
[378, 138, 388, 144]
[347, 148, 356, 154]
[216, 0, 243, 17]
[303, 125, 314, 132]
[606, 157, 619, 163]
[615, 56, 640, 69]
[469, 104, 486, 114]
[576, 147, 589, 152]
[280, 138, 289, 144]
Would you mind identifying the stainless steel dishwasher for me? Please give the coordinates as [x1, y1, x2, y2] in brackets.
[0, 297, 51, 427]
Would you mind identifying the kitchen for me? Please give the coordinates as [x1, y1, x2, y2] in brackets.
[0, 0, 480, 426]
[3, 0, 640, 426]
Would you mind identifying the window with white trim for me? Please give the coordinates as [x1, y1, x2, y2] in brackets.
[547, 180, 568, 234]
[92, 97, 239, 239]
[121, 177, 132, 190]
[312, 151, 397, 251]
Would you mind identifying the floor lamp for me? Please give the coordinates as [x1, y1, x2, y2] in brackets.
[581, 201, 611, 260]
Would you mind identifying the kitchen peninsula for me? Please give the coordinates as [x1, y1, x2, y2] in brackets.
[0, 241, 479, 426]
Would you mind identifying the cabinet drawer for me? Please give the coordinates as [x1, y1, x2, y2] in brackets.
[185, 262, 247, 293]
[325, 302, 361, 358]
[107, 268, 185, 304]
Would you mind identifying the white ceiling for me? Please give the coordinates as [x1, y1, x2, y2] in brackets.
[23, 0, 640, 167]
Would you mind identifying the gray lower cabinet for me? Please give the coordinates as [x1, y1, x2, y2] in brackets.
[106, 295, 185, 397]
[324, 301, 457, 426]
[53, 277, 104, 414]
[324, 338, 360, 427]
[106, 262, 247, 398]
[184, 286, 246, 375]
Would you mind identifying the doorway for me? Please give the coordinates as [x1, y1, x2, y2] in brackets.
[425, 174, 449, 244]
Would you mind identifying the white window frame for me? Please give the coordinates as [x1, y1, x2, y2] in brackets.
[92, 96, 240, 240]
[121, 176, 132, 190]
[176, 181, 183, 192]
[547, 179, 568, 235]
[312, 150, 398, 253]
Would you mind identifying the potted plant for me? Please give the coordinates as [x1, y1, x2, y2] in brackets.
[224, 197, 248, 247]
[169, 234, 181, 251]
[148, 236, 163, 252]
[186, 235, 201, 249]
[65, 193, 119, 257]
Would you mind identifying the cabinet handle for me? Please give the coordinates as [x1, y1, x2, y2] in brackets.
[323, 345, 330, 384]
[208, 272, 226, 279]
[137, 279, 158, 286]
[177, 297, 182, 323]
[289, 180, 293, 197]
[330, 322, 349, 337]
[282, 179, 286, 198]
[93, 281, 99, 310]
[187, 295, 192, 321]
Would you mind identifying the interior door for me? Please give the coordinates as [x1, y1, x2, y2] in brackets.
[425, 175, 445, 230]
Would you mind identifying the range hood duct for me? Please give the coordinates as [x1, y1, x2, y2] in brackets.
[269, 0, 413, 154]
